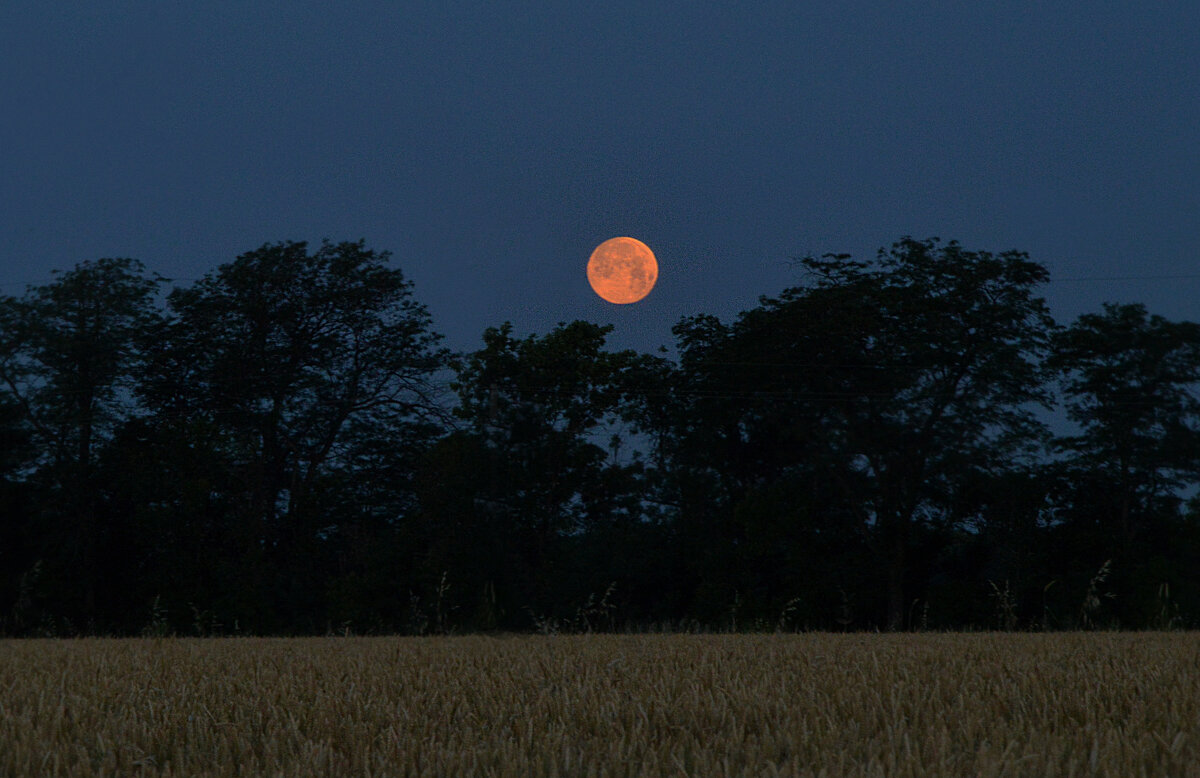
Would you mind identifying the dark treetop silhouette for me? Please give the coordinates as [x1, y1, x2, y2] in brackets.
[3, 237, 1199, 635]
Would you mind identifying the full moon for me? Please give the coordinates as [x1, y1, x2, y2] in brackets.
[587, 237, 658, 304]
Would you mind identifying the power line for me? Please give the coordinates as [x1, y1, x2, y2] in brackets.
[0, 277, 204, 290]
[1050, 274, 1200, 282]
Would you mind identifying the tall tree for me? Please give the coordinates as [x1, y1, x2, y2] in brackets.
[1050, 303, 1200, 545]
[138, 240, 449, 631]
[656, 238, 1058, 629]
[0, 392, 35, 634]
[438, 321, 663, 625]
[1047, 303, 1200, 625]
[0, 258, 164, 626]
[650, 310, 869, 627]
[0, 258, 164, 472]
[801, 239, 1058, 629]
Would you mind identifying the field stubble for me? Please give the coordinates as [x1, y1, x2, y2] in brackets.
[1, 632, 1197, 777]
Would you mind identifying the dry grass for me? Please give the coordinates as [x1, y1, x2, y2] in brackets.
[1, 632, 1198, 776]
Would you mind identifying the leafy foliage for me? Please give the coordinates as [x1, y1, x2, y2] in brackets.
[4, 237, 1200, 634]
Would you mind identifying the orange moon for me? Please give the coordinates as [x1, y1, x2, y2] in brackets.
[587, 237, 658, 304]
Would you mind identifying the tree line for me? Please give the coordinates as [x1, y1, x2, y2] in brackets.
[2, 236, 1199, 636]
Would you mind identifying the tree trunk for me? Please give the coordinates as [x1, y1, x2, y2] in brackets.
[885, 514, 908, 631]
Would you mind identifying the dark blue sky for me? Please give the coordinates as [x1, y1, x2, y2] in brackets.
[3, 2, 1198, 356]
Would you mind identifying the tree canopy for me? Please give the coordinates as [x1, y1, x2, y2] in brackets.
[3, 236, 1200, 636]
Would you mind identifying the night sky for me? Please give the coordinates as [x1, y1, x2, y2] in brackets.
[3, 2, 1198, 358]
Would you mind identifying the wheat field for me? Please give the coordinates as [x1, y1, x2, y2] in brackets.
[1, 632, 1197, 777]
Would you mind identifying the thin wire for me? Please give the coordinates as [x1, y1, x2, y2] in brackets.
[0, 276, 204, 290]
[1050, 274, 1200, 282]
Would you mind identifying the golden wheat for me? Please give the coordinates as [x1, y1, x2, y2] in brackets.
[1, 632, 1197, 776]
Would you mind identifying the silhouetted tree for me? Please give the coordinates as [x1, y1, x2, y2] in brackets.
[0, 258, 164, 471]
[0, 393, 36, 634]
[937, 464, 1063, 628]
[653, 238, 1058, 629]
[0, 393, 32, 478]
[1047, 303, 1200, 626]
[135, 240, 449, 631]
[0, 258, 164, 627]
[13, 234, 1200, 634]
[434, 321, 664, 628]
[1050, 303, 1200, 543]
[646, 309, 872, 628]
